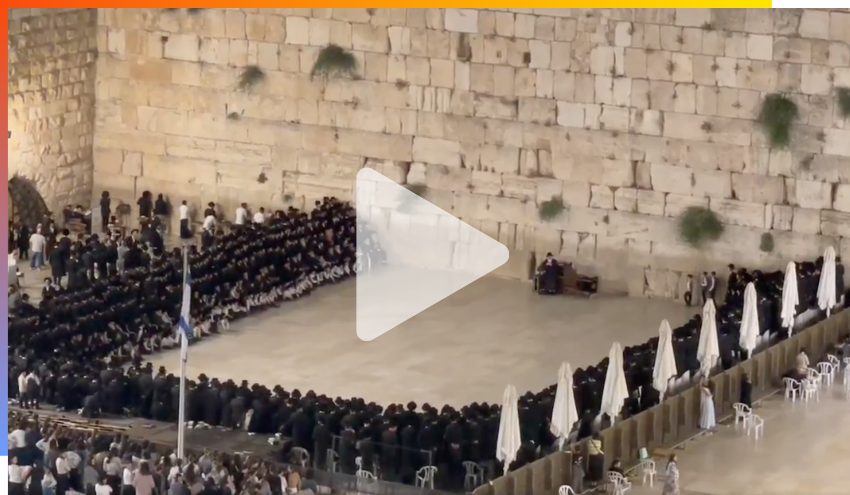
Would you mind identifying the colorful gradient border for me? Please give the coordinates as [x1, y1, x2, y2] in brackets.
[2, 6, 9, 458]
[0, 0, 847, 481]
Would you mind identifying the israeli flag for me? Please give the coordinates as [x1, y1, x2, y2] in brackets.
[178, 260, 192, 360]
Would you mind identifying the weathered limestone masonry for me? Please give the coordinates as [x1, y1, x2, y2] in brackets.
[93, 8, 850, 297]
[8, 8, 97, 214]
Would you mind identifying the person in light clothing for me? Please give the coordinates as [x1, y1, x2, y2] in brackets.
[661, 454, 680, 495]
[96, 477, 114, 495]
[179, 201, 191, 240]
[56, 453, 72, 495]
[29, 225, 46, 270]
[202, 214, 216, 233]
[234, 203, 249, 228]
[698, 380, 716, 432]
[8, 456, 32, 495]
[253, 207, 266, 224]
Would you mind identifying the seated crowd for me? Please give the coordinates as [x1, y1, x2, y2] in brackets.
[8, 193, 847, 491]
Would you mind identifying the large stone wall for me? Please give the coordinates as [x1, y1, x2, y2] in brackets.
[93, 8, 850, 296]
[8, 8, 97, 214]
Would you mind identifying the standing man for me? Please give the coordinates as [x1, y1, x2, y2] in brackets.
[28, 225, 47, 270]
[99, 191, 111, 234]
[684, 274, 693, 306]
[179, 200, 191, 240]
[700, 272, 709, 304]
[253, 207, 266, 225]
[708, 271, 717, 302]
[234, 203, 249, 230]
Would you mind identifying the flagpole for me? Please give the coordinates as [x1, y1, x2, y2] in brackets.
[177, 247, 188, 459]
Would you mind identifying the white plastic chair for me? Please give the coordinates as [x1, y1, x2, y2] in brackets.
[843, 357, 850, 370]
[558, 486, 577, 495]
[607, 472, 632, 495]
[291, 447, 310, 467]
[326, 449, 338, 472]
[415, 466, 437, 489]
[817, 362, 835, 386]
[356, 469, 376, 480]
[732, 402, 752, 428]
[747, 414, 764, 440]
[640, 459, 656, 487]
[806, 368, 823, 387]
[783, 377, 801, 401]
[827, 354, 840, 371]
[463, 461, 485, 490]
[802, 378, 820, 402]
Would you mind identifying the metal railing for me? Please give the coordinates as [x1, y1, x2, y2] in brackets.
[472, 309, 850, 495]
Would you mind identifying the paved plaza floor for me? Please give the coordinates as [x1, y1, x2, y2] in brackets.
[145, 277, 693, 407]
[629, 388, 850, 495]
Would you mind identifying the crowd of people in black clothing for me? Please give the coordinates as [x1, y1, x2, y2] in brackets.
[8, 189, 848, 492]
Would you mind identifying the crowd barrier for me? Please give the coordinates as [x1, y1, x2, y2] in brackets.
[473, 309, 850, 495]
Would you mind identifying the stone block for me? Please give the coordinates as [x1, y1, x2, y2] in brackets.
[772, 205, 793, 231]
[143, 154, 217, 186]
[445, 8, 478, 33]
[556, 102, 584, 128]
[664, 193, 708, 217]
[479, 144, 520, 174]
[518, 98, 556, 125]
[731, 173, 785, 204]
[502, 175, 536, 201]
[786, 178, 833, 210]
[285, 17, 309, 45]
[636, 190, 665, 216]
[834, 184, 850, 213]
[792, 207, 821, 235]
[821, 210, 850, 237]
[630, 109, 663, 136]
[829, 12, 850, 44]
[613, 187, 638, 212]
[529, 40, 551, 69]
[824, 129, 850, 157]
[352, 24, 389, 53]
[468, 170, 500, 196]
[599, 106, 630, 132]
[486, 196, 526, 225]
[801, 64, 832, 95]
[747, 34, 773, 61]
[474, 94, 518, 120]
[589, 185, 614, 209]
[412, 137, 460, 167]
[562, 180, 591, 208]
[709, 198, 766, 228]
[692, 170, 732, 199]
[650, 162, 693, 194]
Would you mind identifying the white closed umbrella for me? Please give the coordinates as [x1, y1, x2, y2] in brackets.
[550, 362, 579, 450]
[781, 261, 799, 335]
[697, 299, 720, 375]
[496, 385, 522, 474]
[817, 246, 837, 317]
[599, 342, 629, 422]
[739, 282, 760, 358]
[652, 320, 679, 399]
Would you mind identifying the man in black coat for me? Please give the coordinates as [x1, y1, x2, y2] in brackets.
[740, 373, 753, 409]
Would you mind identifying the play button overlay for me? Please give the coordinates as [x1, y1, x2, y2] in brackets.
[354, 168, 509, 342]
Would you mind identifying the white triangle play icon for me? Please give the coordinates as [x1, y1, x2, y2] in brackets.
[354, 168, 510, 342]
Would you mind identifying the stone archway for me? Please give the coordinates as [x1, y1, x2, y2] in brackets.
[8, 175, 50, 229]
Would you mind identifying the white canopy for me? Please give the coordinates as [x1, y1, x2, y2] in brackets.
[781, 261, 799, 335]
[599, 342, 629, 421]
[697, 299, 720, 374]
[739, 282, 760, 355]
[550, 362, 579, 450]
[817, 246, 837, 317]
[496, 384, 522, 474]
[652, 320, 679, 398]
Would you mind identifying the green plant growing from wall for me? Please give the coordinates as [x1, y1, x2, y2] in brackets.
[759, 232, 775, 253]
[837, 87, 850, 119]
[238, 65, 265, 90]
[679, 206, 724, 248]
[311, 44, 359, 80]
[757, 93, 798, 148]
[538, 196, 565, 222]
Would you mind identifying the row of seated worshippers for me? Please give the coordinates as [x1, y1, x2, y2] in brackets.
[8, 215, 844, 492]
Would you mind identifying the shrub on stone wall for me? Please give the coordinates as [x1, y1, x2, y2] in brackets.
[760, 232, 775, 253]
[538, 196, 565, 222]
[311, 44, 359, 80]
[837, 87, 850, 119]
[757, 93, 798, 148]
[679, 206, 724, 248]
[238, 65, 265, 90]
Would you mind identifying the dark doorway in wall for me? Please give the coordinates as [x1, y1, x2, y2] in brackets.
[8, 175, 50, 229]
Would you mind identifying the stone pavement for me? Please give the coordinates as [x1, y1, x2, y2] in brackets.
[626, 387, 850, 495]
[146, 276, 693, 407]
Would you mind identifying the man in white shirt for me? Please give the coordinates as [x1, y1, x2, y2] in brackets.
[253, 207, 266, 225]
[16, 371, 27, 407]
[8, 457, 32, 491]
[202, 214, 216, 233]
[8, 424, 26, 450]
[29, 226, 46, 270]
[179, 200, 191, 240]
[24, 371, 41, 409]
[235, 203, 249, 228]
